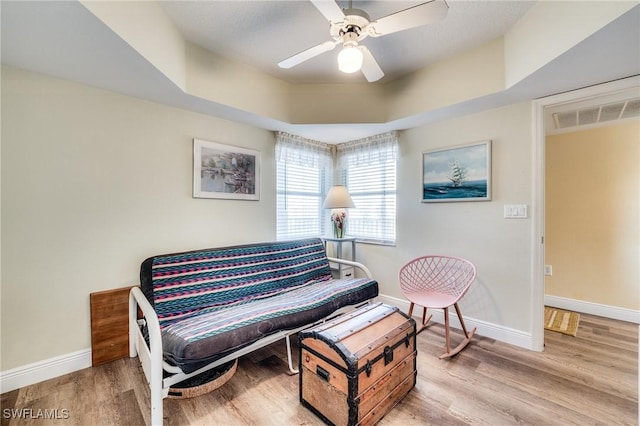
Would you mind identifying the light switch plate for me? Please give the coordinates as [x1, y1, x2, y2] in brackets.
[504, 204, 528, 218]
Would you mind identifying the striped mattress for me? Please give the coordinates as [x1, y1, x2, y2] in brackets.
[140, 238, 378, 373]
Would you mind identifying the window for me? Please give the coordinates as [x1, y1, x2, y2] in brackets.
[276, 132, 333, 240]
[337, 132, 398, 244]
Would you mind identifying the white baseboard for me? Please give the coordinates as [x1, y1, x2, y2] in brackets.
[2, 293, 552, 393]
[2, 297, 633, 394]
[376, 294, 535, 351]
[545, 295, 640, 324]
[0, 349, 92, 393]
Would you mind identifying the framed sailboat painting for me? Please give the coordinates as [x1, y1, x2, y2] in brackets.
[422, 140, 491, 202]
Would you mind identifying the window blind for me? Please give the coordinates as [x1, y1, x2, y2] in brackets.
[276, 132, 333, 240]
[337, 132, 398, 244]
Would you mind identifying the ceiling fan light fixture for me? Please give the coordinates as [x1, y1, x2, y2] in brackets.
[338, 44, 363, 73]
[338, 30, 363, 74]
[281, 0, 449, 81]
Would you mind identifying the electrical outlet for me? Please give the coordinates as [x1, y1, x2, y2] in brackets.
[544, 265, 553, 276]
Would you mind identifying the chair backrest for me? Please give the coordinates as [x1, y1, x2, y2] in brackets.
[399, 255, 476, 299]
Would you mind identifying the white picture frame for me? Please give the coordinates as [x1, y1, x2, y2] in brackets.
[193, 138, 260, 200]
[422, 140, 492, 202]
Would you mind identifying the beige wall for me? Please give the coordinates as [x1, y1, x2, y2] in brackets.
[545, 122, 640, 310]
[1, 67, 276, 370]
[387, 37, 506, 121]
[1, 67, 540, 373]
[360, 102, 535, 331]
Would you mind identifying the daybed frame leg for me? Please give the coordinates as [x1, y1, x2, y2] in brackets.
[151, 371, 164, 426]
[149, 312, 165, 426]
[285, 334, 299, 374]
[131, 287, 166, 425]
[129, 291, 138, 358]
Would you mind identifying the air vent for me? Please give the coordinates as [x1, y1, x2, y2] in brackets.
[554, 111, 577, 128]
[600, 102, 625, 122]
[578, 107, 599, 125]
[621, 99, 640, 119]
[552, 98, 640, 130]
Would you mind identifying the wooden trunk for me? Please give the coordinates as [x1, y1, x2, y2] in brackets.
[299, 303, 417, 426]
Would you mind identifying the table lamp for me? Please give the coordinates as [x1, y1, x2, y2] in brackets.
[323, 185, 356, 238]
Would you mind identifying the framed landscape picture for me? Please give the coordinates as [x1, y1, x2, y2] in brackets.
[422, 140, 491, 202]
[193, 138, 260, 200]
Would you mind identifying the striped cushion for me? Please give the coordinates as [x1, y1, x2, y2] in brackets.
[162, 276, 378, 373]
[140, 238, 333, 329]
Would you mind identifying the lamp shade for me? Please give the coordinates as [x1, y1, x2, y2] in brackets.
[323, 185, 356, 209]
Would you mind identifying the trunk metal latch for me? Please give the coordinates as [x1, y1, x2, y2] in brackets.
[384, 345, 393, 365]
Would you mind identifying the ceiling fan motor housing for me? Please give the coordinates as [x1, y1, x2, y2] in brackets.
[340, 31, 359, 48]
[330, 8, 371, 42]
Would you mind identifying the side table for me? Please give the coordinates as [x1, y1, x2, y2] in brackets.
[321, 237, 357, 278]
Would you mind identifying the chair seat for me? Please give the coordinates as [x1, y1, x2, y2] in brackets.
[403, 291, 457, 309]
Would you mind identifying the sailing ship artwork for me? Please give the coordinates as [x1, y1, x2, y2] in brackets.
[422, 141, 491, 202]
[193, 139, 260, 200]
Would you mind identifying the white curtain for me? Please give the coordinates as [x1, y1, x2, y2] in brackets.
[275, 131, 398, 243]
[337, 131, 398, 169]
[336, 131, 398, 244]
[275, 132, 333, 169]
[275, 132, 334, 240]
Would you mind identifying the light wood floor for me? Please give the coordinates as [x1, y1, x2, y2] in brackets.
[2, 312, 638, 425]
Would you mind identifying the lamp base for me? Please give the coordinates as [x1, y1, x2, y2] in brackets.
[330, 209, 346, 239]
[332, 223, 345, 238]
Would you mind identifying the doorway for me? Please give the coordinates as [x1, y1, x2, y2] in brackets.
[531, 76, 640, 350]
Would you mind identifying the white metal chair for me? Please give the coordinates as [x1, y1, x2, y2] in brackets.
[399, 255, 477, 359]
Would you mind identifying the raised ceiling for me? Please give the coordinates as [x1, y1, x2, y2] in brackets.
[159, 0, 535, 84]
[1, 1, 639, 143]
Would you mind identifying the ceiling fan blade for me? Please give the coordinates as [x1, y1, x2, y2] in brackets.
[367, 0, 448, 37]
[278, 41, 338, 69]
[359, 46, 384, 83]
[310, 0, 345, 23]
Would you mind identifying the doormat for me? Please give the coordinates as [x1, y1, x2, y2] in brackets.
[544, 306, 580, 337]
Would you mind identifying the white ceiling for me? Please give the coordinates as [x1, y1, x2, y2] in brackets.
[159, 0, 535, 84]
[1, 1, 639, 142]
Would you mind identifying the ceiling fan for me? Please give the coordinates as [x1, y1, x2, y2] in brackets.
[278, 0, 449, 82]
